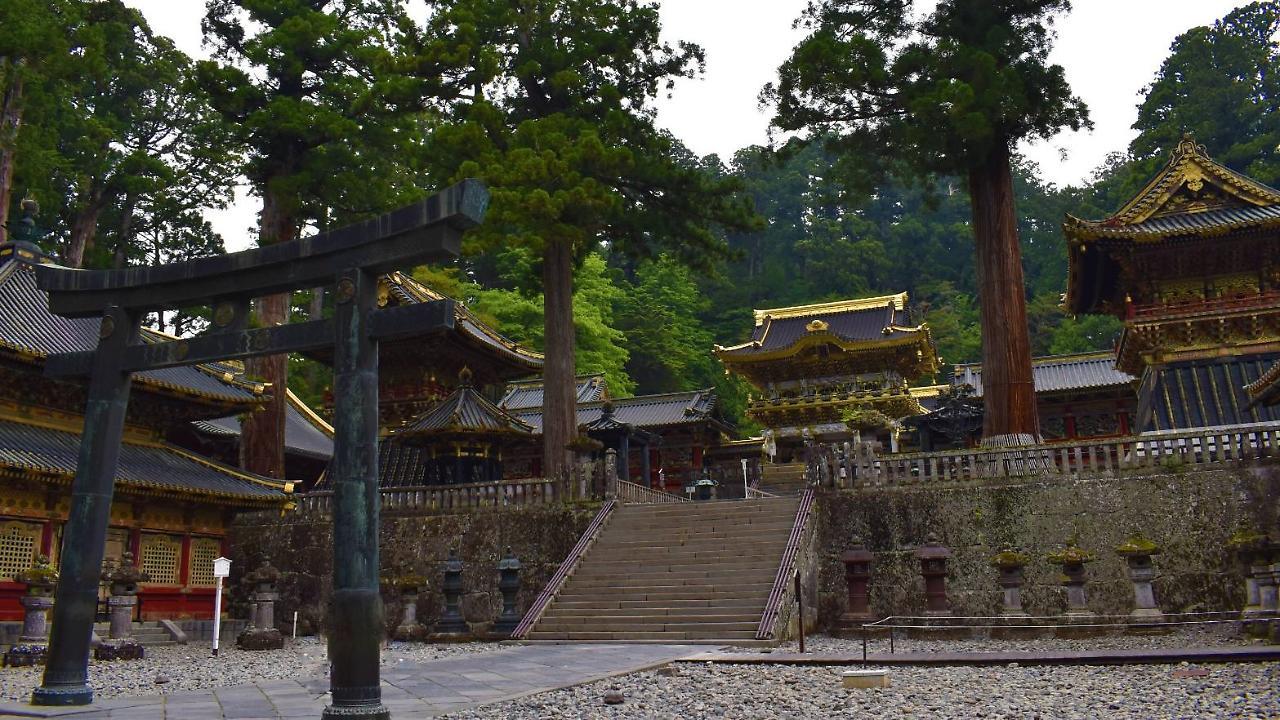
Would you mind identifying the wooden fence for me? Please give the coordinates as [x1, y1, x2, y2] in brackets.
[807, 424, 1280, 489]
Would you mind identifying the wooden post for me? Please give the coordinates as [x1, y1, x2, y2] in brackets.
[324, 269, 389, 720]
[33, 306, 137, 706]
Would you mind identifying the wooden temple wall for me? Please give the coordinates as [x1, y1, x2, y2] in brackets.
[0, 483, 231, 621]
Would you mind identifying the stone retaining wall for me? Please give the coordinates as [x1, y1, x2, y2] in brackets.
[228, 503, 600, 637]
[813, 464, 1280, 629]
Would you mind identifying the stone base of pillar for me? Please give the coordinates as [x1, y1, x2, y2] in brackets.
[392, 623, 427, 642]
[491, 615, 520, 639]
[236, 627, 284, 650]
[321, 702, 391, 720]
[3, 644, 48, 667]
[94, 638, 145, 661]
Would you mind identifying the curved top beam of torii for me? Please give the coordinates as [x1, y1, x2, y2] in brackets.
[35, 179, 488, 318]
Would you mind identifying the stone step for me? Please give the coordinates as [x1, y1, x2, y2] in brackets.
[586, 548, 786, 562]
[548, 599, 764, 612]
[567, 570, 777, 585]
[603, 524, 796, 538]
[555, 581, 774, 595]
[525, 629, 759, 641]
[533, 619, 759, 633]
[539, 609, 759, 622]
[571, 557, 781, 572]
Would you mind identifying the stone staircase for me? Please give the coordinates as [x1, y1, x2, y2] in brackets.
[92, 621, 177, 647]
[525, 497, 800, 642]
[759, 462, 809, 495]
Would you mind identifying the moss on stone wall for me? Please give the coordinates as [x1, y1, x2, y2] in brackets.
[815, 465, 1280, 629]
[229, 503, 600, 637]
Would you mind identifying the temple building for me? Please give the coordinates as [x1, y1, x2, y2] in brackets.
[1064, 134, 1280, 431]
[910, 352, 1139, 450]
[500, 381, 729, 493]
[0, 241, 293, 621]
[714, 293, 940, 455]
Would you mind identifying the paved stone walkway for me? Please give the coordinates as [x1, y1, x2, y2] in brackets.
[0, 644, 703, 719]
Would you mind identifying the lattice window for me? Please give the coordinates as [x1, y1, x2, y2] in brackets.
[0, 521, 39, 582]
[140, 534, 180, 586]
[187, 538, 221, 587]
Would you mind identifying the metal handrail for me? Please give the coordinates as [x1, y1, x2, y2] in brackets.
[755, 488, 815, 640]
[511, 499, 616, 639]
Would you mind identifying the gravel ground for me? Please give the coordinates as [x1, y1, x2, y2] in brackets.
[775, 625, 1261, 655]
[0, 636, 501, 703]
[439, 659, 1280, 720]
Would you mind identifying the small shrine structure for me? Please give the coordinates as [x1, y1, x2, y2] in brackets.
[389, 367, 535, 484]
[714, 293, 939, 455]
[1064, 134, 1280, 431]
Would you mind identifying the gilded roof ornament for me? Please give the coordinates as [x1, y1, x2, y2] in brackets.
[805, 319, 829, 333]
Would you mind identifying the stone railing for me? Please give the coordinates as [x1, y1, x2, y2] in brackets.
[756, 488, 816, 640]
[613, 479, 690, 504]
[808, 424, 1280, 489]
[298, 466, 599, 516]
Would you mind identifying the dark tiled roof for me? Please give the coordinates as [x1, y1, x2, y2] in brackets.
[375, 441, 431, 488]
[954, 352, 1136, 397]
[500, 375, 607, 410]
[0, 417, 288, 503]
[717, 294, 924, 358]
[397, 380, 533, 437]
[381, 272, 542, 371]
[1138, 354, 1280, 432]
[511, 389, 721, 432]
[1072, 205, 1280, 240]
[193, 392, 334, 460]
[0, 255, 260, 405]
[1245, 360, 1280, 408]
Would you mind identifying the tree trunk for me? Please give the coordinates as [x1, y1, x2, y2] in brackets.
[967, 142, 1039, 445]
[65, 188, 105, 268]
[541, 239, 576, 479]
[0, 63, 21, 245]
[240, 187, 295, 480]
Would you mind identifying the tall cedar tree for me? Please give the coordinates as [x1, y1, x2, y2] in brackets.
[424, 0, 759, 476]
[0, 0, 74, 242]
[199, 0, 457, 478]
[765, 0, 1089, 444]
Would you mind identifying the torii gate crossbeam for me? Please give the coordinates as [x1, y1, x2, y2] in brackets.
[29, 180, 487, 720]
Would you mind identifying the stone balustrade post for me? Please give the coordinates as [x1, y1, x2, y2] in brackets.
[840, 539, 875, 623]
[4, 555, 58, 667]
[604, 449, 618, 500]
[237, 560, 284, 650]
[991, 550, 1030, 616]
[914, 534, 952, 617]
[435, 549, 468, 636]
[1116, 534, 1163, 623]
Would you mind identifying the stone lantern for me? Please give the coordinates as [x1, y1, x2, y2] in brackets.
[492, 547, 523, 638]
[237, 559, 284, 650]
[840, 539, 875, 623]
[95, 552, 148, 660]
[435, 549, 468, 636]
[694, 472, 718, 501]
[1115, 533, 1163, 622]
[914, 534, 952, 616]
[991, 549, 1030, 616]
[1047, 542, 1097, 618]
[4, 555, 58, 667]
[390, 574, 428, 642]
[1226, 529, 1275, 620]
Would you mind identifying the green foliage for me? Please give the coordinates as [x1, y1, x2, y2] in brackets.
[765, 0, 1089, 189]
[1131, 2, 1280, 185]
[615, 255, 716, 394]
[4, 1, 237, 269]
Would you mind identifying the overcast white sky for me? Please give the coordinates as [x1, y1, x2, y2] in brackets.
[125, 0, 1249, 250]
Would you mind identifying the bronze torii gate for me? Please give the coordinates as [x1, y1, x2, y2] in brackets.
[30, 180, 487, 720]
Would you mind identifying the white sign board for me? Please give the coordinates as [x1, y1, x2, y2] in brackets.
[213, 556, 231, 578]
